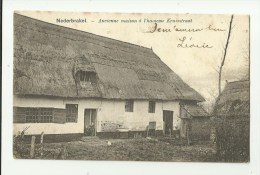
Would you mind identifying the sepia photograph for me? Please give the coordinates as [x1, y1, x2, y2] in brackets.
[12, 11, 250, 162]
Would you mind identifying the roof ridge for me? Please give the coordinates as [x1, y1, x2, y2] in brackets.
[14, 13, 153, 53]
[227, 79, 249, 84]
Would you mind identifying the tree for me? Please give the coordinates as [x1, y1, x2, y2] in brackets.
[218, 15, 234, 95]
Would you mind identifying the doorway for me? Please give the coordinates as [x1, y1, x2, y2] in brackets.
[84, 109, 97, 136]
[163, 110, 173, 135]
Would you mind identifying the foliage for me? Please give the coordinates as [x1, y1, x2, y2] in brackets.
[214, 116, 249, 162]
[13, 130, 30, 158]
[13, 130, 67, 160]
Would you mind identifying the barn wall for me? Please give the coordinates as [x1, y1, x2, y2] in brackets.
[190, 117, 210, 140]
[13, 96, 180, 135]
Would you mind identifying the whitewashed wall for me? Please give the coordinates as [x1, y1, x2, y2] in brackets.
[13, 96, 180, 135]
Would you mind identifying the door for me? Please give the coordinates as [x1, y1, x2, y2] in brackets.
[163, 110, 173, 135]
[84, 109, 97, 136]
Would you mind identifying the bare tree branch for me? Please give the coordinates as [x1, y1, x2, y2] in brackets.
[212, 65, 220, 73]
[218, 14, 234, 95]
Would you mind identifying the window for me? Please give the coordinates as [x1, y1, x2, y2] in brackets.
[125, 100, 134, 112]
[13, 107, 67, 124]
[79, 71, 95, 82]
[148, 101, 156, 113]
[25, 108, 54, 123]
[66, 104, 78, 122]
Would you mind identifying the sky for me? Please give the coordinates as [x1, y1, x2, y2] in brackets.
[16, 11, 249, 110]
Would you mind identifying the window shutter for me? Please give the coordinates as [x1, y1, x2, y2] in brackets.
[13, 107, 26, 123]
[53, 108, 66, 124]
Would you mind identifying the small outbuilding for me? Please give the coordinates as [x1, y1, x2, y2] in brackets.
[180, 103, 210, 141]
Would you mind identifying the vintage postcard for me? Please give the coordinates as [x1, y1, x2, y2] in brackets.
[13, 11, 249, 162]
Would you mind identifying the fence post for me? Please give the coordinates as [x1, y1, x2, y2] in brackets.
[146, 125, 149, 137]
[187, 129, 190, 145]
[40, 132, 44, 158]
[30, 136, 36, 158]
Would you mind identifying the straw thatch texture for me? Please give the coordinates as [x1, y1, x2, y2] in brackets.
[14, 13, 204, 101]
[213, 80, 250, 116]
[184, 104, 209, 117]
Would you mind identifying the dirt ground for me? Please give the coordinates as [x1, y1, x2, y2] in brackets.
[29, 137, 217, 162]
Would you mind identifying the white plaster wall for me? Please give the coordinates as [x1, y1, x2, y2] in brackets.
[13, 96, 181, 135]
[93, 100, 180, 132]
[13, 96, 85, 135]
[13, 96, 66, 109]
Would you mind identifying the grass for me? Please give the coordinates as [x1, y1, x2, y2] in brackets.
[17, 137, 217, 162]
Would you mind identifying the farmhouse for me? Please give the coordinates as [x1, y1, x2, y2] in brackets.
[13, 13, 209, 140]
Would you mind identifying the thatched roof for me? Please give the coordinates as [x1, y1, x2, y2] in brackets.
[213, 80, 250, 117]
[184, 104, 209, 117]
[13, 13, 204, 101]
